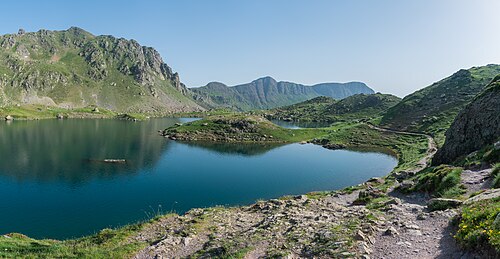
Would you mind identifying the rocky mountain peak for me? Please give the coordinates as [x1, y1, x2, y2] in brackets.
[252, 76, 277, 85]
[0, 27, 201, 112]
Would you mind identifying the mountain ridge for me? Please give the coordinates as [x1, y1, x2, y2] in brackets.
[0, 27, 203, 113]
[191, 76, 375, 111]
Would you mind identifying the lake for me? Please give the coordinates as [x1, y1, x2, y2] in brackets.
[0, 118, 397, 239]
[270, 119, 332, 129]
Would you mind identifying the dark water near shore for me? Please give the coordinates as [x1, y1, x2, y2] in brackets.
[270, 119, 332, 129]
[0, 118, 397, 239]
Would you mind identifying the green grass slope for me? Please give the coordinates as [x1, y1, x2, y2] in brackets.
[380, 64, 500, 145]
[264, 93, 401, 123]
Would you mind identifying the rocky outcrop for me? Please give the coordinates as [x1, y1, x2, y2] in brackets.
[433, 76, 500, 165]
[162, 115, 287, 142]
[0, 27, 202, 113]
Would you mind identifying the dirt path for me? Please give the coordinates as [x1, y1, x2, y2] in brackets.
[366, 123, 437, 171]
[365, 124, 475, 258]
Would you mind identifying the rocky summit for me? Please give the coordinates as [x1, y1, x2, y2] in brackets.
[0, 27, 202, 113]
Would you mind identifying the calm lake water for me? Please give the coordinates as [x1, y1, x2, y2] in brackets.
[0, 118, 397, 239]
[270, 119, 332, 129]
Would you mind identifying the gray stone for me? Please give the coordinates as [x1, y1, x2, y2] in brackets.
[399, 180, 415, 190]
[465, 189, 500, 205]
[384, 226, 399, 236]
[417, 213, 427, 220]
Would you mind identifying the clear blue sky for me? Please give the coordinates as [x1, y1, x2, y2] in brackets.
[1, 0, 499, 96]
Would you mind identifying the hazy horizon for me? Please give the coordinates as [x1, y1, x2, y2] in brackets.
[1, 0, 499, 97]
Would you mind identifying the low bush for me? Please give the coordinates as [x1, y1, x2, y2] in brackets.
[411, 165, 465, 198]
[454, 197, 500, 254]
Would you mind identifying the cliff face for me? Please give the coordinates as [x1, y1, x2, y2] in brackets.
[433, 76, 500, 165]
[0, 27, 202, 112]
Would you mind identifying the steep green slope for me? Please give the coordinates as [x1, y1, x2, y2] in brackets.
[0, 27, 202, 113]
[191, 76, 374, 111]
[264, 93, 401, 123]
[380, 64, 500, 144]
[433, 75, 500, 165]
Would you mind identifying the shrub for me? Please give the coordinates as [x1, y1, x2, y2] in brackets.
[454, 198, 500, 254]
[412, 165, 465, 198]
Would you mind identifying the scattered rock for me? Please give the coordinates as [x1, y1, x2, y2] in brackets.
[384, 226, 399, 236]
[367, 177, 385, 184]
[416, 213, 427, 220]
[355, 230, 368, 241]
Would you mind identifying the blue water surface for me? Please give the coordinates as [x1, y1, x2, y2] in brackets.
[0, 118, 396, 239]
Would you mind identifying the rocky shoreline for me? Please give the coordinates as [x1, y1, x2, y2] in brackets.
[132, 162, 497, 259]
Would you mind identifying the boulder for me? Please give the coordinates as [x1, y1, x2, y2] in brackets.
[4, 115, 13, 121]
[56, 114, 64, 119]
[433, 77, 500, 165]
[464, 188, 500, 205]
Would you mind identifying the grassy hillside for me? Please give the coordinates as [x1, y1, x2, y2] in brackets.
[0, 27, 202, 113]
[191, 77, 374, 111]
[264, 93, 401, 123]
[380, 64, 500, 145]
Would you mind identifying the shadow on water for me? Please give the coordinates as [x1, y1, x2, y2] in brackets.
[177, 140, 285, 156]
[0, 118, 184, 184]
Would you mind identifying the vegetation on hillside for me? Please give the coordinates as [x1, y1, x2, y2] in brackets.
[0, 214, 178, 258]
[380, 64, 500, 145]
[400, 165, 465, 198]
[454, 197, 500, 254]
[0, 27, 201, 113]
[263, 93, 401, 124]
[163, 114, 330, 142]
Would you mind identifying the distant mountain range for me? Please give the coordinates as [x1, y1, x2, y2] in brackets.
[0, 27, 202, 113]
[190, 76, 375, 111]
